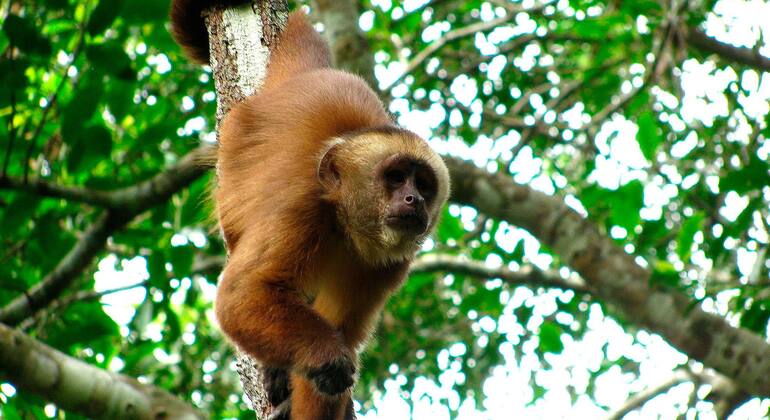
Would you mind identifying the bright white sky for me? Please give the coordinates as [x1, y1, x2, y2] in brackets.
[4, 0, 768, 419]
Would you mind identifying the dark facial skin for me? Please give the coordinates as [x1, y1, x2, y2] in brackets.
[379, 155, 438, 235]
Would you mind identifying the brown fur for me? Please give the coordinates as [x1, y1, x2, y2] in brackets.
[171, 4, 449, 419]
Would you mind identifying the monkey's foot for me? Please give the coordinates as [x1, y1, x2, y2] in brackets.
[305, 357, 355, 395]
[267, 399, 291, 420]
[263, 366, 291, 407]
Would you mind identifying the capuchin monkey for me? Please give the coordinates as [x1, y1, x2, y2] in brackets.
[170, 2, 450, 418]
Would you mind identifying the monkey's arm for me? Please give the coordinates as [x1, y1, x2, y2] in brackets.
[215, 247, 356, 396]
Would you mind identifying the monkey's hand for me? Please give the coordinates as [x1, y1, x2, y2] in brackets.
[303, 349, 356, 395]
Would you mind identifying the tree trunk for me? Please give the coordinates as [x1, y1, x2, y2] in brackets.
[201, 1, 288, 418]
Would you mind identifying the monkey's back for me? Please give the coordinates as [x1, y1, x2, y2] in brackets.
[215, 68, 391, 254]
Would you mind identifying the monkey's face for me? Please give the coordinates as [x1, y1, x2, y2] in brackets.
[318, 130, 450, 266]
[377, 155, 437, 236]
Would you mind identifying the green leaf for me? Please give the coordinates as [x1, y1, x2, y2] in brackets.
[164, 306, 181, 342]
[719, 155, 770, 194]
[1, 193, 39, 236]
[180, 178, 209, 226]
[636, 111, 660, 161]
[105, 79, 135, 120]
[67, 124, 113, 172]
[46, 301, 119, 352]
[538, 321, 564, 354]
[437, 208, 464, 242]
[651, 260, 681, 288]
[88, 0, 126, 35]
[148, 251, 168, 289]
[741, 300, 770, 334]
[0, 57, 29, 108]
[676, 212, 704, 262]
[0, 31, 8, 53]
[170, 244, 194, 277]
[131, 299, 154, 332]
[86, 42, 135, 80]
[2, 402, 23, 420]
[62, 74, 105, 139]
[44, 18, 77, 35]
[122, 0, 170, 23]
[3, 15, 52, 57]
[609, 180, 644, 232]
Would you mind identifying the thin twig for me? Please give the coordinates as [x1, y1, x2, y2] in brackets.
[1, 146, 212, 209]
[2, 29, 17, 178]
[23, 7, 88, 182]
[384, 13, 514, 90]
[0, 210, 133, 325]
[411, 253, 591, 293]
[605, 370, 690, 420]
[18, 280, 149, 330]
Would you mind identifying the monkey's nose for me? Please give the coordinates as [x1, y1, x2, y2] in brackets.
[404, 194, 424, 206]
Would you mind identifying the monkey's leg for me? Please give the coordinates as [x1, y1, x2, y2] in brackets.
[216, 265, 355, 395]
[290, 373, 352, 420]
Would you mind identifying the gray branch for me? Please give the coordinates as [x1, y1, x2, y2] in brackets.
[0, 146, 212, 210]
[410, 254, 590, 293]
[0, 322, 204, 420]
[445, 157, 770, 397]
[686, 27, 770, 73]
[180, 253, 590, 293]
[605, 370, 690, 420]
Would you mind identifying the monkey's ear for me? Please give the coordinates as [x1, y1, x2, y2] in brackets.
[318, 141, 342, 191]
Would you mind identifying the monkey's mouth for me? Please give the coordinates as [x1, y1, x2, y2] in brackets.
[386, 213, 428, 234]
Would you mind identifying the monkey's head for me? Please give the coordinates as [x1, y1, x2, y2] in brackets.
[318, 127, 450, 266]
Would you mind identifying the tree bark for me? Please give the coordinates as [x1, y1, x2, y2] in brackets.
[686, 27, 770, 73]
[0, 323, 204, 420]
[201, 1, 288, 417]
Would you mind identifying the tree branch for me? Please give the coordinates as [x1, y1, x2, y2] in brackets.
[686, 27, 770, 73]
[411, 254, 590, 293]
[384, 13, 513, 89]
[0, 322, 203, 419]
[202, 2, 288, 417]
[180, 253, 590, 294]
[0, 144, 213, 326]
[445, 157, 770, 397]
[17, 281, 149, 331]
[0, 146, 212, 210]
[0, 211, 132, 325]
[605, 370, 690, 420]
[311, 0, 376, 88]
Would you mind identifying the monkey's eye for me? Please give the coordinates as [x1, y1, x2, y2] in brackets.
[415, 173, 436, 199]
[384, 169, 407, 187]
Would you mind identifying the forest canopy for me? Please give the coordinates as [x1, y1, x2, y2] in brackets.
[1, 0, 770, 418]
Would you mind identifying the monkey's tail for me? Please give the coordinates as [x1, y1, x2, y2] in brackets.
[170, 0, 248, 64]
[263, 11, 332, 90]
[170, 2, 331, 82]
